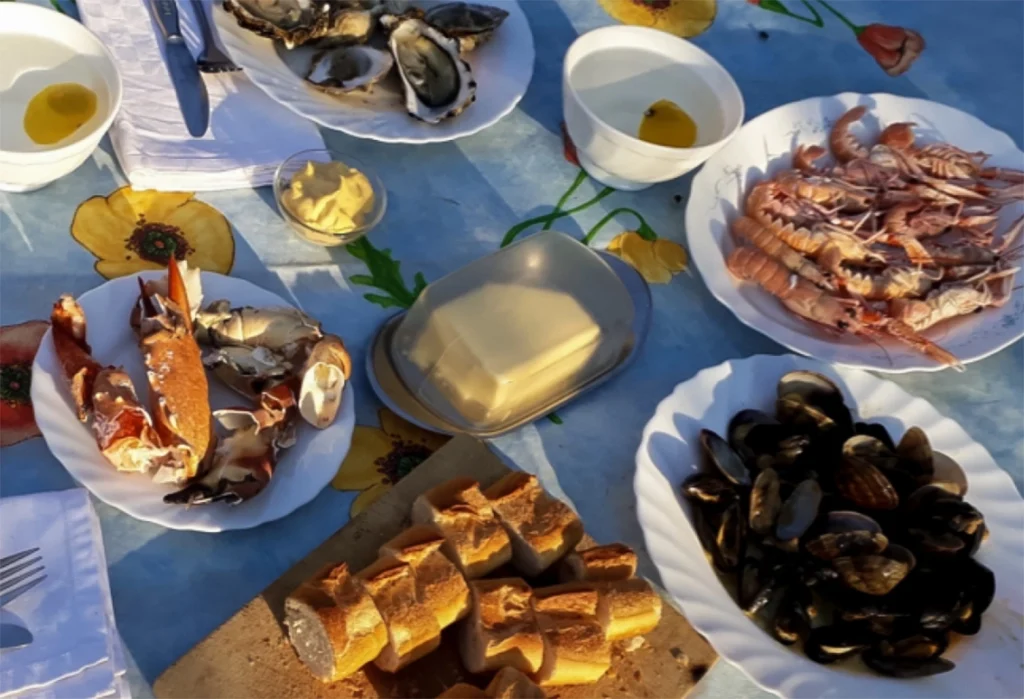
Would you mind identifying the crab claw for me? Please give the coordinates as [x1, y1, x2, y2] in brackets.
[298, 334, 351, 429]
[51, 295, 105, 421]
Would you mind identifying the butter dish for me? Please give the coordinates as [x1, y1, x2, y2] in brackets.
[367, 231, 651, 437]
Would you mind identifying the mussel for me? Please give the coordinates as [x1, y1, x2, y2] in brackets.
[681, 472, 737, 507]
[894, 426, 935, 488]
[833, 544, 915, 596]
[803, 623, 874, 664]
[728, 409, 786, 465]
[931, 451, 968, 496]
[862, 652, 955, 678]
[749, 468, 782, 535]
[854, 421, 896, 451]
[700, 429, 752, 487]
[835, 444, 899, 510]
[805, 511, 888, 560]
[777, 370, 853, 433]
[692, 498, 745, 573]
[775, 479, 822, 541]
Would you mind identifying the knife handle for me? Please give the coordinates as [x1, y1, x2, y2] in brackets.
[150, 0, 183, 41]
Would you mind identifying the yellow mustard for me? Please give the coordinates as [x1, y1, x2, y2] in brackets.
[282, 160, 375, 234]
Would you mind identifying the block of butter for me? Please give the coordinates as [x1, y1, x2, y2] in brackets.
[391, 232, 634, 433]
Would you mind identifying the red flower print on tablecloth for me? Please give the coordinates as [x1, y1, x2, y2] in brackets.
[857, 24, 925, 76]
[1, 321, 49, 447]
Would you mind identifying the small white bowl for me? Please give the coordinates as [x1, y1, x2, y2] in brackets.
[0, 3, 122, 192]
[563, 25, 743, 191]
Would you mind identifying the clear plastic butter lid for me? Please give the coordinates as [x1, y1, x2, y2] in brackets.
[390, 231, 635, 434]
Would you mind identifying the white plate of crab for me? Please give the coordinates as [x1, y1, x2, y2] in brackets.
[687, 92, 1024, 373]
[31, 267, 355, 532]
[635, 354, 1024, 698]
[213, 0, 534, 143]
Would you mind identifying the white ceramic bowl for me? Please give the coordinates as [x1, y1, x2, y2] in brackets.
[563, 25, 743, 191]
[0, 3, 122, 192]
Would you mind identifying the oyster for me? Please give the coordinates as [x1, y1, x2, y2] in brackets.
[423, 2, 509, 53]
[305, 45, 395, 94]
[382, 14, 476, 123]
[224, 0, 379, 49]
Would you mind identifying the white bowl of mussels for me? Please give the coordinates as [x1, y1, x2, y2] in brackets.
[214, 0, 535, 143]
[635, 354, 1024, 698]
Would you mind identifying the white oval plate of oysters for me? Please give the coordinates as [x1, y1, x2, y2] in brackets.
[213, 0, 534, 143]
[32, 270, 356, 532]
[635, 354, 1024, 698]
[687, 92, 1024, 373]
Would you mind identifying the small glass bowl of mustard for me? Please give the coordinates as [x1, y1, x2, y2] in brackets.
[273, 149, 387, 247]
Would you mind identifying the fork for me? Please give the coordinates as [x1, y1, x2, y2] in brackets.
[191, 0, 240, 73]
[0, 548, 47, 608]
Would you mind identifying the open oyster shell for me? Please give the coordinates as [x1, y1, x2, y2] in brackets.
[224, 0, 380, 49]
[423, 2, 508, 53]
[381, 14, 476, 123]
[305, 45, 395, 94]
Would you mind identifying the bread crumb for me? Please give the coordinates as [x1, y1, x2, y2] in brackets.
[622, 636, 646, 653]
[669, 646, 690, 667]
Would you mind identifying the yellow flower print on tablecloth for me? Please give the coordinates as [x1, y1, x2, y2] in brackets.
[608, 231, 688, 283]
[71, 187, 235, 279]
[599, 0, 717, 38]
[332, 408, 450, 516]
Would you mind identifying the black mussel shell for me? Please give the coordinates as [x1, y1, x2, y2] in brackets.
[682, 473, 737, 508]
[777, 370, 853, 432]
[834, 457, 899, 510]
[873, 631, 948, 660]
[776, 394, 837, 434]
[728, 409, 786, 463]
[952, 601, 983, 635]
[960, 522, 986, 557]
[700, 429, 752, 487]
[771, 586, 811, 645]
[805, 511, 888, 560]
[904, 484, 961, 515]
[804, 623, 874, 664]
[749, 468, 782, 535]
[843, 435, 901, 470]
[894, 427, 935, 488]
[931, 451, 968, 496]
[739, 556, 767, 612]
[833, 545, 915, 596]
[775, 479, 823, 541]
[906, 527, 966, 557]
[714, 500, 746, 572]
[862, 651, 955, 678]
[692, 504, 723, 569]
[961, 558, 995, 617]
[927, 498, 985, 536]
[855, 421, 896, 451]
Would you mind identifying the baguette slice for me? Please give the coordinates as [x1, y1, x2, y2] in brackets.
[531, 583, 610, 687]
[412, 477, 512, 578]
[437, 683, 488, 698]
[484, 473, 584, 576]
[380, 524, 471, 629]
[559, 543, 638, 582]
[596, 578, 663, 641]
[284, 563, 387, 682]
[459, 578, 544, 675]
[358, 556, 442, 672]
[485, 667, 547, 699]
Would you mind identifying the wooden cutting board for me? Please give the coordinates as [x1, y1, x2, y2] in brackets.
[154, 436, 717, 698]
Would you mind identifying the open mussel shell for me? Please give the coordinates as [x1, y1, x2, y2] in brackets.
[700, 429, 752, 487]
[681, 473, 737, 508]
[805, 511, 888, 560]
[749, 468, 782, 535]
[774, 478, 822, 541]
[691, 498, 745, 573]
[776, 393, 837, 434]
[833, 544, 915, 596]
[803, 623, 874, 664]
[771, 586, 811, 645]
[728, 409, 785, 463]
[777, 370, 853, 432]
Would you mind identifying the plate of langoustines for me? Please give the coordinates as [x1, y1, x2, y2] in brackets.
[281, 472, 666, 696]
[635, 353, 1024, 698]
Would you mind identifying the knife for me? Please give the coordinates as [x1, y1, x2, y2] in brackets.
[149, 0, 210, 137]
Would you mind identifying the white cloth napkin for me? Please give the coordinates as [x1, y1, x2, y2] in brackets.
[0, 490, 127, 699]
[75, 0, 324, 191]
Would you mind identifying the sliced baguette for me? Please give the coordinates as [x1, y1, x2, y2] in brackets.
[357, 556, 441, 672]
[531, 583, 610, 687]
[379, 524, 471, 629]
[559, 543, 638, 582]
[484, 473, 583, 576]
[596, 578, 663, 641]
[459, 578, 544, 675]
[283, 563, 387, 682]
[411, 477, 512, 578]
[485, 666, 547, 698]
